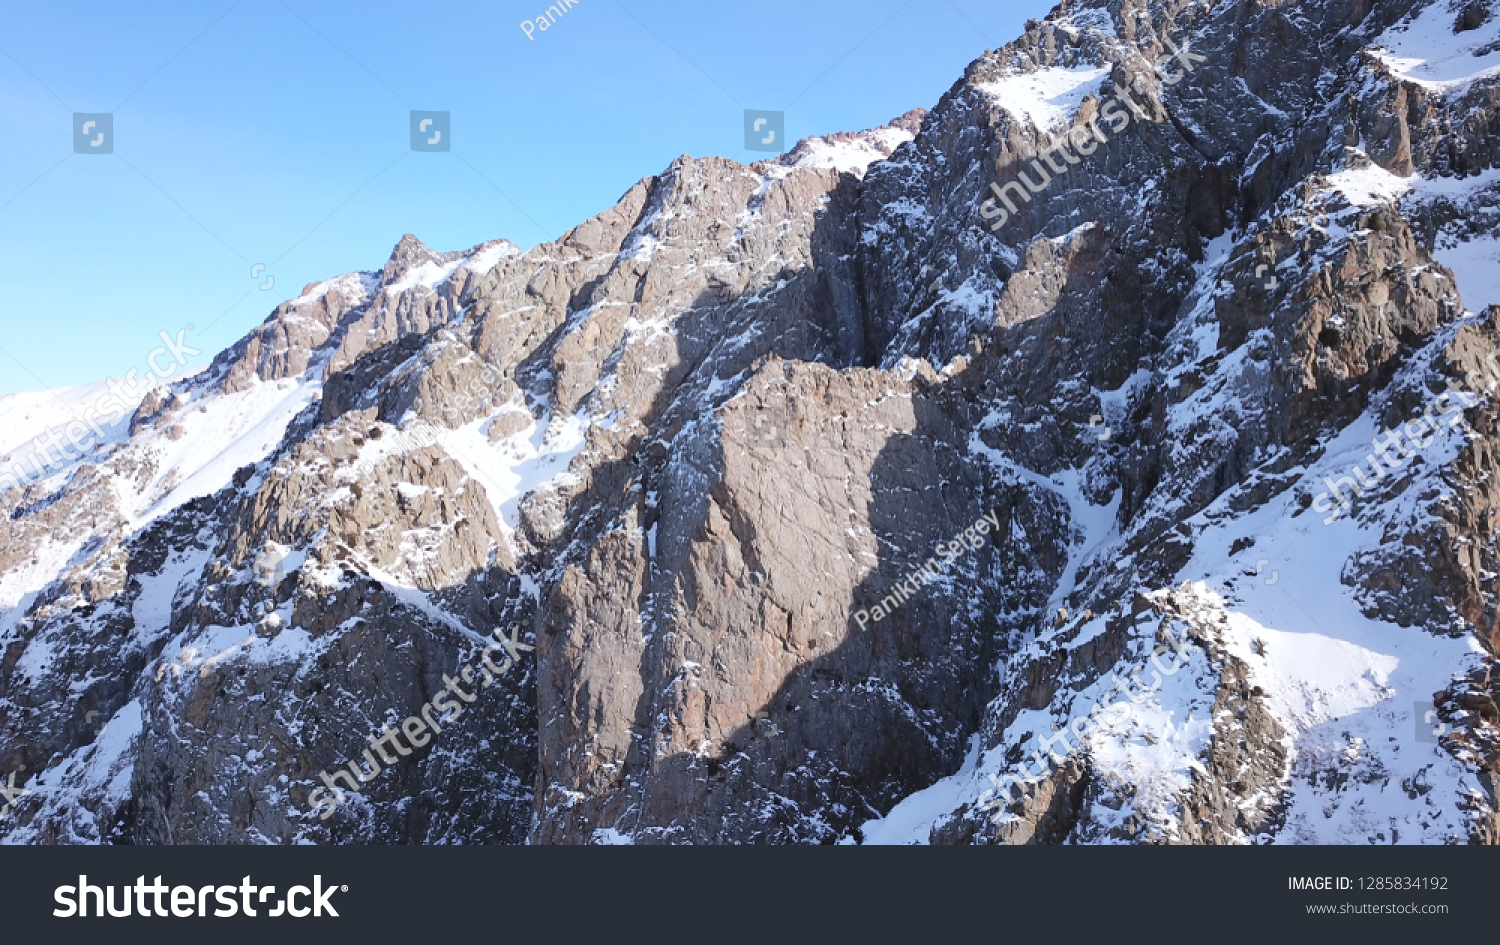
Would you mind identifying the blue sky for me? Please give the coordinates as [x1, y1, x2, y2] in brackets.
[0, 0, 1053, 397]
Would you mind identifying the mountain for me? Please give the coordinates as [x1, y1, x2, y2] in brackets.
[2, 0, 1498, 845]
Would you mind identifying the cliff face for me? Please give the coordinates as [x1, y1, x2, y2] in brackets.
[2, 0, 1499, 845]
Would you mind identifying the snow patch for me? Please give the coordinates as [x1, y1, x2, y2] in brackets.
[1372, 0, 1500, 93]
[785, 126, 916, 177]
[976, 65, 1110, 129]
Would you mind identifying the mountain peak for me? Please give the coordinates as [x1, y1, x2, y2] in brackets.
[381, 233, 443, 287]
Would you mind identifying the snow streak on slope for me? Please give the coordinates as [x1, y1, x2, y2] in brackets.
[1183, 369, 1483, 843]
[1433, 234, 1500, 313]
[0, 376, 178, 475]
[867, 479, 1480, 845]
[1372, 0, 1500, 92]
[120, 369, 324, 528]
[8, 700, 143, 845]
[1412, 168, 1500, 314]
[863, 595, 1221, 844]
[436, 409, 589, 534]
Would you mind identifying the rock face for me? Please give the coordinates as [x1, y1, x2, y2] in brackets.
[2, 0, 1500, 845]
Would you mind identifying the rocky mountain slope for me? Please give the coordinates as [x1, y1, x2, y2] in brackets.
[2, 0, 1498, 844]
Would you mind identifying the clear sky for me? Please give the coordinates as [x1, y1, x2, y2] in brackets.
[0, 0, 1054, 397]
